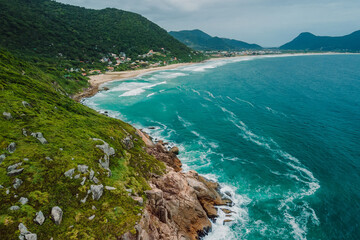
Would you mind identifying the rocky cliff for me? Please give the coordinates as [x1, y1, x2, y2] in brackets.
[123, 130, 233, 240]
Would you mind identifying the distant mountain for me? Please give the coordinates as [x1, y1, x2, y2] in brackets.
[0, 0, 197, 61]
[280, 31, 360, 51]
[169, 29, 262, 51]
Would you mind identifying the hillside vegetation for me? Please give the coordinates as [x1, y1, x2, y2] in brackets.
[0, 0, 206, 95]
[0, 49, 165, 239]
[169, 29, 262, 51]
[280, 31, 360, 51]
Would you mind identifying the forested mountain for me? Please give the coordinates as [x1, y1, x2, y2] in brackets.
[280, 31, 360, 51]
[0, 0, 197, 61]
[169, 29, 262, 51]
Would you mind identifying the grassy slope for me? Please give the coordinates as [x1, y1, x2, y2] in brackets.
[0, 49, 165, 239]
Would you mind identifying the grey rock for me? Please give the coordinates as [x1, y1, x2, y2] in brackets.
[31, 132, 48, 144]
[92, 138, 115, 170]
[105, 186, 116, 191]
[34, 211, 45, 225]
[0, 185, 3, 189]
[22, 101, 31, 108]
[7, 162, 22, 172]
[19, 223, 29, 235]
[22, 129, 28, 136]
[0, 154, 6, 164]
[122, 136, 134, 150]
[51, 206, 63, 225]
[25, 233, 37, 240]
[80, 195, 88, 204]
[45, 157, 52, 161]
[92, 205, 97, 210]
[19, 197, 28, 205]
[77, 165, 88, 173]
[7, 142, 16, 153]
[80, 177, 86, 186]
[59, 148, 63, 151]
[64, 168, 75, 178]
[23, 158, 29, 161]
[8, 168, 24, 176]
[3, 112, 12, 120]
[9, 205, 20, 211]
[91, 184, 104, 201]
[6, 189, 10, 194]
[13, 178, 23, 189]
[89, 169, 95, 180]
[92, 177, 100, 184]
[88, 215, 95, 220]
[74, 174, 80, 179]
[125, 188, 133, 193]
[132, 196, 144, 206]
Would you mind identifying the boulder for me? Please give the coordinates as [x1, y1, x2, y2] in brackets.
[8, 168, 24, 176]
[92, 177, 100, 184]
[0, 154, 6, 164]
[34, 211, 45, 225]
[9, 206, 20, 211]
[93, 138, 115, 171]
[80, 177, 86, 186]
[51, 206, 63, 225]
[24, 233, 37, 240]
[7, 142, 16, 153]
[77, 165, 88, 173]
[45, 157, 52, 161]
[7, 162, 22, 172]
[22, 129, 28, 136]
[19, 197, 28, 205]
[89, 169, 95, 180]
[105, 186, 116, 191]
[64, 168, 75, 178]
[13, 178, 23, 189]
[170, 146, 179, 155]
[3, 112, 12, 120]
[19, 223, 29, 235]
[90, 184, 104, 201]
[22, 101, 31, 108]
[88, 215, 95, 221]
[74, 174, 80, 179]
[31, 132, 48, 144]
[122, 136, 134, 150]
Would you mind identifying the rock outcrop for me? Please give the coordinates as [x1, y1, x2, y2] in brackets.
[122, 130, 231, 240]
[31, 132, 48, 144]
[51, 206, 63, 225]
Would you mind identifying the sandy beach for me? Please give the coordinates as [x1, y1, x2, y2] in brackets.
[72, 62, 195, 101]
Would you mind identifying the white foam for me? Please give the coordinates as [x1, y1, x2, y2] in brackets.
[146, 93, 155, 98]
[235, 97, 255, 108]
[119, 81, 167, 97]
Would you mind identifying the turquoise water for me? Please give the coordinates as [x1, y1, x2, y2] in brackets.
[84, 54, 360, 240]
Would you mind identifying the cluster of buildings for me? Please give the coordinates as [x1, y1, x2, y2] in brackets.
[204, 50, 282, 57]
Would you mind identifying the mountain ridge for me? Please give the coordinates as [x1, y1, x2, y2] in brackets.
[280, 30, 360, 51]
[169, 29, 262, 51]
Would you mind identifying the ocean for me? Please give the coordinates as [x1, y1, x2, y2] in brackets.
[83, 54, 360, 240]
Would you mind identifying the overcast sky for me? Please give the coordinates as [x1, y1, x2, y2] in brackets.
[56, 0, 360, 47]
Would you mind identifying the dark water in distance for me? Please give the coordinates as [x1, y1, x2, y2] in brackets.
[84, 54, 360, 239]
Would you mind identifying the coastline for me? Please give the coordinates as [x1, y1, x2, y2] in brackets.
[72, 62, 195, 101]
[72, 52, 356, 102]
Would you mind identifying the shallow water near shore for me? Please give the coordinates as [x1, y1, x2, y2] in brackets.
[84, 54, 360, 240]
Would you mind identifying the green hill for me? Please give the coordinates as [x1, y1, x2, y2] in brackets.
[169, 29, 262, 51]
[280, 31, 360, 51]
[0, 49, 166, 239]
[0, 0, 197, 61]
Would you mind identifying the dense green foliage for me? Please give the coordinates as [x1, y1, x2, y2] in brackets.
[0, 0, 197, 61]
[0, 0, 208, 94]
[280, 31, 360, 51]
[0, 49, 165, 239]
[169, 29, 262, 51]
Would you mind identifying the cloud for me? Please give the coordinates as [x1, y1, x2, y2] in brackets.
[56, 0, 360, 46]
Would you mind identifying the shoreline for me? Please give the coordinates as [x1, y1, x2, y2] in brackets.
[72, 52, 357, 102]
[72, 62, 195, 101]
